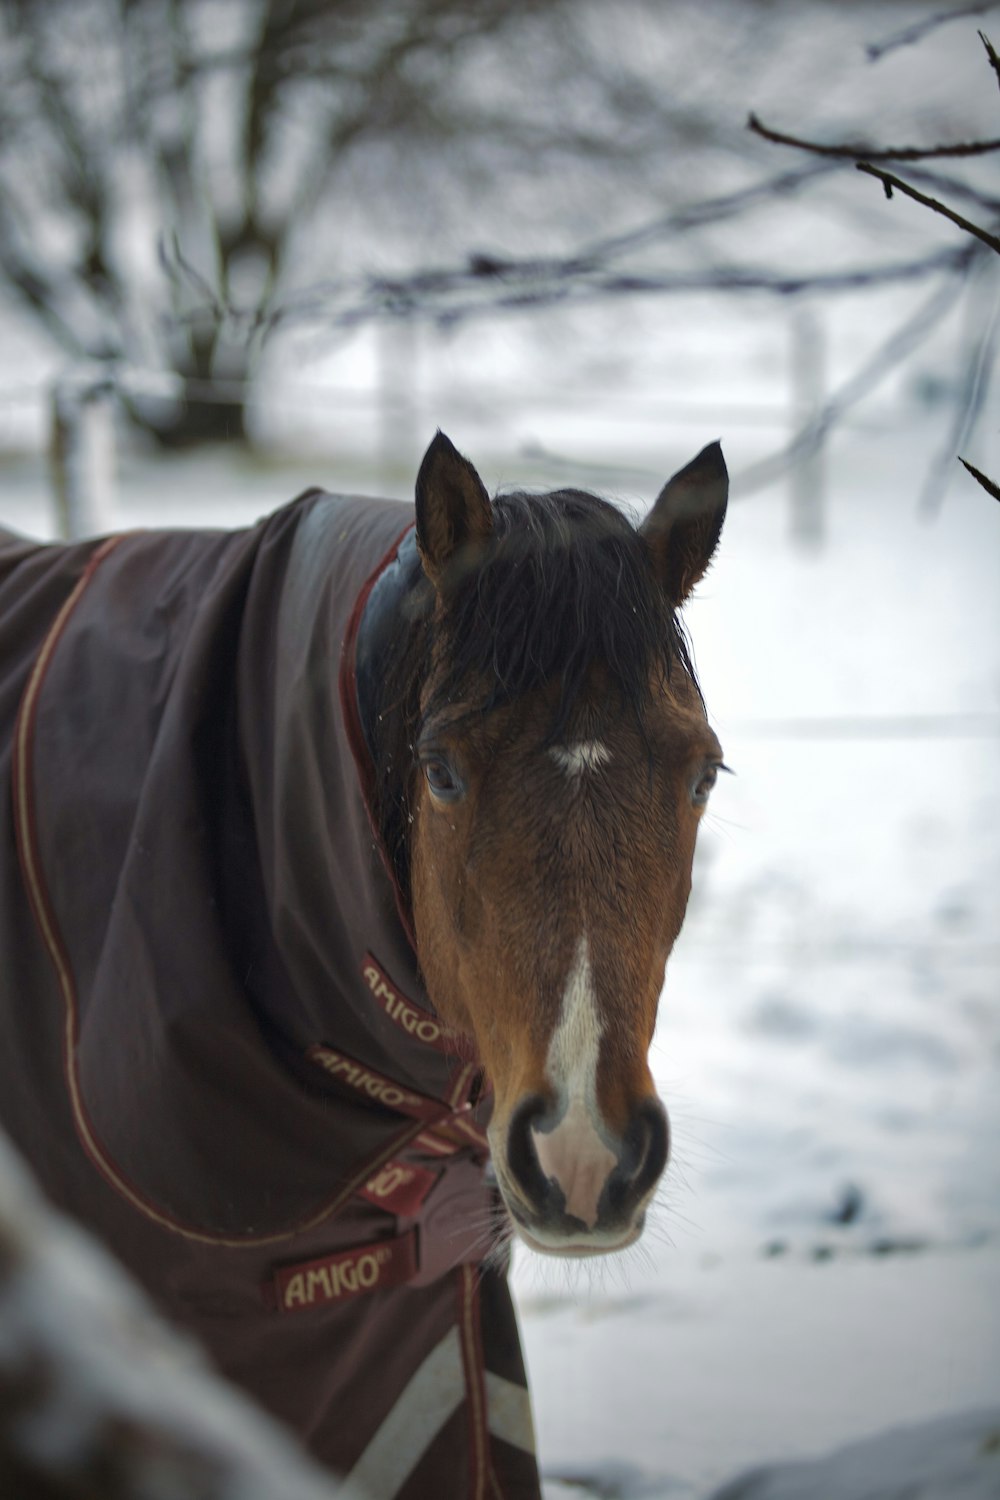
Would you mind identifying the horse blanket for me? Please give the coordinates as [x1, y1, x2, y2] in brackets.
[0, 490, 541, 1499]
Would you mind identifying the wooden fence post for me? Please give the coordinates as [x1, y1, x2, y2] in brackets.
[50, 367, 117, 539]
[789, 305, 827, 549]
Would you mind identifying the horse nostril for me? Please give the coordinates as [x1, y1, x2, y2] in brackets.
[602, 1097, 670, 1219]
[505, 1094, 559, 1212]
[631, 1096, 670, 1195]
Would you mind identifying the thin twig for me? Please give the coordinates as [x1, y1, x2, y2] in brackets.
[959, 456, 1000, 500]
[158, 232, 225, 314]
[748, 112, 1000, 162]
[855, 163, 1000, 254]
[903, 165, 1000, 216]
[257, 243, 973, 347]
[560, 164, 836, 266]
[919, 269, 1000, 515]
[980, 29, 1000, 89]
[865, 3, 1000, 62]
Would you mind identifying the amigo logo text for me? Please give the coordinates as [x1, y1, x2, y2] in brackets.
[306, 1045, 445, 1122]
[362, 955, 454, 1051]
[272, 1232, 417, 1313]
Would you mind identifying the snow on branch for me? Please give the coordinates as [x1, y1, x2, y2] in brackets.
[0, 1131, 345, 1499]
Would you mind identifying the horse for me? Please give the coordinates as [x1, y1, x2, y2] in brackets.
[0, 432, 727, 1500]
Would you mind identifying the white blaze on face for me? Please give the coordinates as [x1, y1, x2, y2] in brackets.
[549, 741, 611, 777]
[532, 934, 617, 1229]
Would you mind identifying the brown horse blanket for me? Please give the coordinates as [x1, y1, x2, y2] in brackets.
[0, 490, 540, 1498]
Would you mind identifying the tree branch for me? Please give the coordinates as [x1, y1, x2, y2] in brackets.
[959, 456, 1000, 500]
[747, 112, 1000, 162]
[901, 165, 1000, 216]
[255, 243, 975, 344]
[980, 29, 1000, 89]
[918, 266, 1000, 514]
[865, 3, 1000, 62]
[855, 162, 1000, 253]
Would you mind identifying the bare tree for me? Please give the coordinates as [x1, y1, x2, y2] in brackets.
[748, 26, 1000, 506]
[2, 0, 995, 484]
[0, 0, 782, 446]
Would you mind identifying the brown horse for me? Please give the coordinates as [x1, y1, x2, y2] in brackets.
[0, 432, 726, 1496]
[366, 433, 728, 1255]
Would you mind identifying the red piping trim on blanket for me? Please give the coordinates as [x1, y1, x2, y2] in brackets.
[414, 1129, 463, 1157]
[447, 1113, 491, 1150]
[338, 537, 493, 1115]
[338, 521, 418, 947]
[12, 536, 427, 1248]
[444, 1061, 470, 1111]
[458, 1264, 489, 1500]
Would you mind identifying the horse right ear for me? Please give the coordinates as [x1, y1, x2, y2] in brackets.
[415, 431, 493, 590]
[641, 441, 728, 607]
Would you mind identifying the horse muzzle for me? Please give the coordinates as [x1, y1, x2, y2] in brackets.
[491, 1092, 669, 1255]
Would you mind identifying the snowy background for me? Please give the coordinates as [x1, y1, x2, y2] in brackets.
[2, 385, 996, 1500]
[0, 3, 998, 1497]
[515, 421, 1000, 1499]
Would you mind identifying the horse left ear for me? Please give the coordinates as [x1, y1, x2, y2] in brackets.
[415, 431, 493, 590]
[641, 441, 728, 607]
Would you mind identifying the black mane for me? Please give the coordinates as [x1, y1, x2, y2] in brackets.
[369, 486, 699, 908]
[426, 488, 698, 727]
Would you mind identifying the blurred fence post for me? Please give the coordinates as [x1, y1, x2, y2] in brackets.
[50, 366, 117, 539]
[789, 305, 827, 549]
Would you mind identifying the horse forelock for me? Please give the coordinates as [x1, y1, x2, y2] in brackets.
[423, 488, 700, 739]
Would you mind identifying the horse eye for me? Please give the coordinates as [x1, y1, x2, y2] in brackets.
[422, 756, 463, 801]
[692, 764, 719, 806]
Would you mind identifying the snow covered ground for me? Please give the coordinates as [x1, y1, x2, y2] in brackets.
[0, 404, 996, 1499]
[513, 422, 1000, 1499]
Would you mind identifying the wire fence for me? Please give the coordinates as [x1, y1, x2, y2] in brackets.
[720, 712, 1000, 740]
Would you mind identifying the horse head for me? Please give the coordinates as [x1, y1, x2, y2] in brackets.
[376, 432, 727, 1256]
